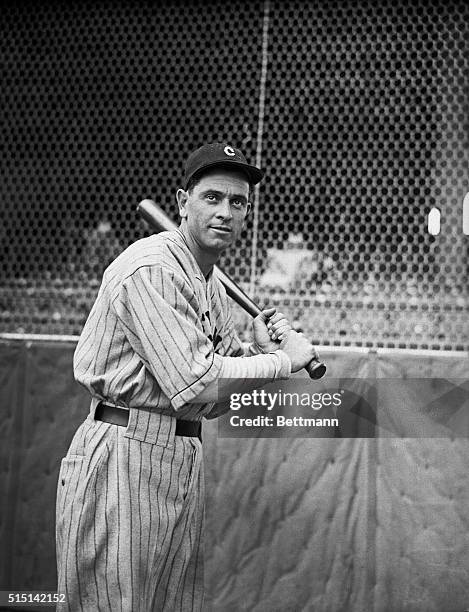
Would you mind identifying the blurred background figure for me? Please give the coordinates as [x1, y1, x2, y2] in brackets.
[81, 218, 122, 279]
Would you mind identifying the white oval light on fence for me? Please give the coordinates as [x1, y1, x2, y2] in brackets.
[427, 207, 441, 236]
[463, 192, 469, 236]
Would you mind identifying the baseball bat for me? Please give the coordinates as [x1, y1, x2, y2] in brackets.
[137, 199, 326, 379]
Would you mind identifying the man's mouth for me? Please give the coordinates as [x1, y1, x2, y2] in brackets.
[210, 226, 232, 234]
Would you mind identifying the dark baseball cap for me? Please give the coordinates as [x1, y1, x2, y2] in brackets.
[184, 143, 264, 188]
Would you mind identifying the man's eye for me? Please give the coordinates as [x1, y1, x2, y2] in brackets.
[206, 194, 218, 202]
[232, 199, 246, 210]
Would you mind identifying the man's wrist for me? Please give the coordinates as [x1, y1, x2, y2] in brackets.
[269, 349, 291, 379]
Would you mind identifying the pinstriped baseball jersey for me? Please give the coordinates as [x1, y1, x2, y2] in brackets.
[74, 229, 245, 419]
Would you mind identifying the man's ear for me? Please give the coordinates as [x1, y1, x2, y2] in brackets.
[176, 188, 189, 219]
[244, 202, 252, 222]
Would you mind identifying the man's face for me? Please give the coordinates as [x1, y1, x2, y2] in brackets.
[177, 168, 251, 255]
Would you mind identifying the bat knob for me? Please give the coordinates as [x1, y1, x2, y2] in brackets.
[306, 359, 327, 379]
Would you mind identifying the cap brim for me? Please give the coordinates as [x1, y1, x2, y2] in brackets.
[186, 161, 264, 187]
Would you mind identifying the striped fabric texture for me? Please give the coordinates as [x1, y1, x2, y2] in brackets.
[56, 414, 204, 611]
[57, 230, 248, 610]
[73, 230, 245, 419]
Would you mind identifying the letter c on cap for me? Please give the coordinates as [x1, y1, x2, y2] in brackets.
[224, 146, 236, 156]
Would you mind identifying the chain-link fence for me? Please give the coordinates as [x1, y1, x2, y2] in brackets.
[1, 0, 467, 349]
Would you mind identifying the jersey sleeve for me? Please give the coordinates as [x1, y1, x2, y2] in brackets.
[112, 265, 222, 410]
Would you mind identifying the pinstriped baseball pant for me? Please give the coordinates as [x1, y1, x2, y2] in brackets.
[55, 413, 204, 611]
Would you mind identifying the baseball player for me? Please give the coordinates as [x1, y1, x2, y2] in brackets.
[55, 142, 317, 611]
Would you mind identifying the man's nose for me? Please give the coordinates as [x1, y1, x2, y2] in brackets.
[216, 198, 233, 219]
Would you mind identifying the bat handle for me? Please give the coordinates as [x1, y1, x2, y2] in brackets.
[306, 358, 327, 379]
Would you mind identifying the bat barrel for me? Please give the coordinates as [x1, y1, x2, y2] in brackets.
[138, 199, 178, 232]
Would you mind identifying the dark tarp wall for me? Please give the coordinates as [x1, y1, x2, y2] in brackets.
[0, 340, 89, 600]
[0, 338, 468, 611]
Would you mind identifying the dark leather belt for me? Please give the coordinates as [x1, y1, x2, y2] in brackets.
[95, 403, 202, 440]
